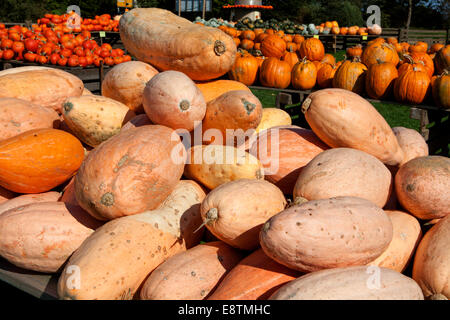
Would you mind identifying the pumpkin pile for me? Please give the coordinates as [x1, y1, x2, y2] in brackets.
[0, 24, 131, 67]
[228, 34, 449, 109]
[0, 8, 448, 301]
[36, 13, 120, 33]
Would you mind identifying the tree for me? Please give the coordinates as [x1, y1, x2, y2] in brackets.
[406, 0, 412, 29]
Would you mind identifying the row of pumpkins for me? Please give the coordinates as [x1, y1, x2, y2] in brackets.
[225, 28, 449, 108]
[0, 8, 448, 301]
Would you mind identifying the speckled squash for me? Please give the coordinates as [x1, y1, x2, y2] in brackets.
[184, 144, 264, 190]
[301, 88, 404, 166]
[62, 95, 136, 147]
[0, 191, 61, 216]
[395, 156, 450, 220]
[0, 201, 100, 273]
[270, 266, 423, 300]
[140, 241, 243, 300]
[142, 71, 206, 131]
[119, 8, 236, 81]
[0, 98, 60, 141]
[392, 127, 428, 165]
[260, 196, 393, 272]
[200, 179, 286, 250]
[101, 61, 159, 113]
[293, 148, 393, 207]
[120, 114, 152, 132]
[74, 125, 185, 221]
[57, 180, 206, 300]
[208, 248, 300, 300]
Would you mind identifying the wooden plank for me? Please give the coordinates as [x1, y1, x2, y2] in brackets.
[0, 258, 58, 300]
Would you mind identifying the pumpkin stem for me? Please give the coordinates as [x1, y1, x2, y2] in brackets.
[193, 208, 218, 233]
[214, 40, 226, 56]
[301, 97, 312, 114]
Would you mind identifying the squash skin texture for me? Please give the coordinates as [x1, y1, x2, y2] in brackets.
[293, 148, 393, 208]
[195, 80, 250, 103]
[395, 156, 450, 220]
[200, 179, 286, 250]
[301, 88, 404, 166]
[0, 68, 83, 113]
[392, 126, 428, 165]
[62, 95, 136, 147]
[260, 196, 393, 273]
[74, 125, 186, 221]
[269, 266, 423, 300]
[119, 8, 237, 81]
[0, 129, 84, 194]
[140, 241, 243, 300]
[0, 191, 61, 216]
[413, 215, 450, 299]
[255, 108, 292, 134]
[101, 61, 159, 113]
[0, 98, 60, 141]
[368, 210, 421, 272]
[57, 180, 206, 300]
[0, 201, 99, 273]
[208, 248, 300, 300]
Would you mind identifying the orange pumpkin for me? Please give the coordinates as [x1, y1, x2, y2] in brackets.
[340, 27, 348, 35]
[0, 129, 84, 193]
[253, 28, 264, 37]
[321, 53, 336, 65]
[255, 33, 269, 43]
[291, 58, 317, 90]
[240, 39, 254, 50]
[285, 42, 297, 52]
[432, 70, 449, 109]
[387, 37, 398, 45]
[281, 49, 300, 69]
[362, 42, 400, 67]
[346, 45, 363, 59]
[275, 30, 285, 38]
[261, 35, 286, 58]
[240, 30, 256, 41]
[299, 38, 325, 61]
[228, 54, 259, 86]
[233, 37, 240, 47]
[428, 43, 444, 54]
[394, 67, 431, 104]
[332, 59, 368, 94]
[398, 55, 429, 77]
[283, 35, 293, 43]
[331, 27, 340, 35]
[365, 61, 399, 99]
[259, 57, 291, 89]
[434, 45, 450, 74]
[293, 35, 305, 45]
[317, 63, 337, 88]
[408, 52, 434, 78]
[347, 26, 358, 35]
[408, 41, 428, 54]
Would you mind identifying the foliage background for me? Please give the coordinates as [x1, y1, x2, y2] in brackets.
[0, 0, 448, 29]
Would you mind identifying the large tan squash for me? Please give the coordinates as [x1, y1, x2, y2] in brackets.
[119, 8, 236, 81]
[57, 180, 206, 300]
[301, 88, 404, 166]
[62, 95, 136, 147]
[395, 156, 450, 220]
[260, 196, 393, 272]
[140, 241, 243, 300]
[0, 67, 83, 113]
[184, 144, 264, 190]
[120, 114, 152, 132]
[293, 148, 393, 207]
[0, 191, 61, 216]
[200, 179, 286, 250]
[249, 126, 328, 194]
[255, 108, 292, 133]
[101, 61, 159, 113]
[74, 125, 185, 221]
[0, 98, 60, 141]
[196, 80, 250, 103]
[392, 127, 428, 165]
[270, 266, 423, 300]
[368, 210, 421, 272]
[142, 71, 206, 131]
[413, 215, 450, 299]
[208, 248, 300, 300]
[0, 201, 100, 273]
[202, 90, 262, 147]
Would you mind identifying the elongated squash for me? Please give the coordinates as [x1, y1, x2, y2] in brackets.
[0, 201, 100, 273]
[62, 95, 136, 147]
[301, 88, 404, 166]
[270, 266, 423, 300]
[184, 144, 264, 190]
[119, 8, 236, 81]
[208, 248, 300, 300]
[57, 180, 206, 300]
[392, 127, 428, 165]
[140, 241, 243, 300]
[0, 192, 61, 216]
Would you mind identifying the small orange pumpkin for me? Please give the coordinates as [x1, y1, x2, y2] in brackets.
[299, 38, 325, 61]
[228, 54, 259, 86]
[259, 57, 291, 89]
[281, 49, 300, 69]
[394, 67, 431, 104]
[432, 70, 449, 109]
[261, 35, 286, 58]
[332, 58, 368, 94]
[291, 57, 317, 90]
[317, 63, 338, 88]
[365, 60, 399, 99]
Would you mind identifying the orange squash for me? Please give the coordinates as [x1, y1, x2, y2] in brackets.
[429, 43, 444, 54]
[432, 70, 449, 109]
[249, 126, 329, 194]
[321, 53, 335, 65]
[240, 30, 255, 41]
[317, 63, 337, 88]
[408, 41, 428, 54]
[301, 89, 404, 166]
[74, 125, 185, 221]
[239, 39, 254, 50]
[228, 53, 259, 86]
[0, 186, 15, 204]
[365, 61, 399, 99]
[434, 45, 450, 74]
[394, 67, 430, 105]
[298, 38, 325, 61]
[291, 57, 317, 90]
[208, 248, 300, 300]
[408, 52, 434, 78]
[285, 42, 297, 52]
[292, 35, 305, 45]
[332, 59, 368, 94]
[140, 241, 243, 300]
[392, 127, 428, 164]
[0, 191, 61, 216]
[398, 55, 429, 77]
[362, 42, 400, 67]
[259, 57, 291, 89]
[0, 129, 84, 194]
[195, 80, 250, 103]
[260, 35, 286, 58]
[281, 49, 299, 69]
